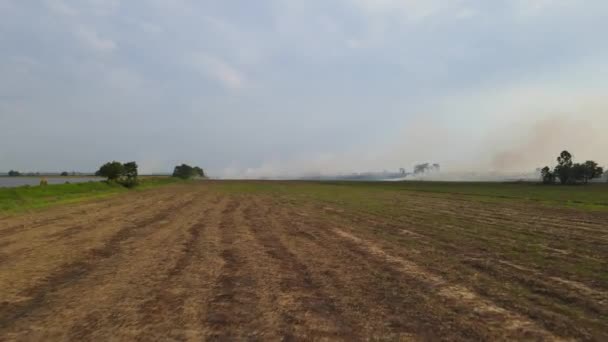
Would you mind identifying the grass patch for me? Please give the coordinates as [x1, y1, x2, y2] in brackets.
[213, 180, 608, 211]
[0, 177, 180, 214]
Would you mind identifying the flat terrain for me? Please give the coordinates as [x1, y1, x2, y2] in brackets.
[1, 181, 607, 340]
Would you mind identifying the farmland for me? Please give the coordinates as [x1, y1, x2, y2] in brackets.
[1, 181, 607, 340]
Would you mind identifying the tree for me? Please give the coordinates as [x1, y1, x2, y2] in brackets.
[122, 162, 139, 188]
[571, 163, 586, 184]
[540, 166, 555, 184]
[193, 166, 205, 178]
[123, 162, 138, 180]
[582, 160, 603, 184]
[96, 161, 125, 181]
[8, 170, 21, 177]
[60, 171, 69, 176]
[173, 164, 193, 179]
[554, 150, 573, 184]
[414, 163, 430, 175]
[173, 164, 205, 179]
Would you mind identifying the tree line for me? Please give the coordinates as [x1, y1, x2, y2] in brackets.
[94, 161, 206, 188]
[541, 151, 604, 185]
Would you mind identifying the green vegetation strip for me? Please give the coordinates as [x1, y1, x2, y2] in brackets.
[0, 177, 180, 214]
[217, 181, 608, 211]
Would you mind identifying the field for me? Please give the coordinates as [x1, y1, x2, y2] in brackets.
[0, 181, 607, 340]
[0, 177, 180, 213]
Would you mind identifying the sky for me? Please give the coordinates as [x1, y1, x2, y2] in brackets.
[1, 0, 607, 178]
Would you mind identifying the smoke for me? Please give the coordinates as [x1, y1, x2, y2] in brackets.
[218, 78, 608, 180]
[489, 114, 608, 172]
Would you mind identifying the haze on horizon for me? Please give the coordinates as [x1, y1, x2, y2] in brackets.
[1, 0, 607, 179]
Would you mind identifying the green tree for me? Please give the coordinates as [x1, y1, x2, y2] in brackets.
[571, 163, 586, 184]
[540, 166, 555, 184]
[8, 170, 21, 177]
[122, 162, 139, 188]
[582, 160, 603, 184]
[554, 150, 573, 184]
[193, 166, 205, 178]
[173, 164, 205, 179]
[60, 171, 69, 176]
[173, 164, 194, 179]
[96, 161, 125, 181]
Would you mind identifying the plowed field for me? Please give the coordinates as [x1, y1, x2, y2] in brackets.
[1, 181, 607, 340]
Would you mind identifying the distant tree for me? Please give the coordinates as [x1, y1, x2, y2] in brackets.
[8, 170, 21, 177]
[540, 166, 555, 184]
[413, 163, 440, 175]
[122, 162, 139, 188]
[554, 150, 573, 184]
[96, 161, 125, 181]
[173, 164, 193, 179]
[60, 171, 69, 176]
[123, 162, 138, 180]
[414, 163, 430, 175]
[571, 163, 586, 184]
[582, 160, 603, 184]
[173, 164, 205, 179]
[399, 168, 406, 175]
[193, 166, 205, 178]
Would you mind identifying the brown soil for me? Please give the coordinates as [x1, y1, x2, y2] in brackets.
[0, 182, 605, 341]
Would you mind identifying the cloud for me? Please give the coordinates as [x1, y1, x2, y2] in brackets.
[188, 54, 245, 90]
[455, 8, 478, 19]
[44, 0, 79, 16]
[1, 1, 608, 176]
[75, 27, 116, 52]
[351, 0, 447, 20]
[349, 0, 477, 22]
[514, 0, 563, 14]
[85, 0, 121, 16]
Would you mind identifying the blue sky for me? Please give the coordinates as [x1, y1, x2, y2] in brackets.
[1, 0, 607, 177]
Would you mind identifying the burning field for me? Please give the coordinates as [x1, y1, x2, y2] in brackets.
[1, 181, 607, 340]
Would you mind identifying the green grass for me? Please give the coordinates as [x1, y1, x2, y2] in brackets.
[215, 180, 608, 211]
[0, 177, 181, 214]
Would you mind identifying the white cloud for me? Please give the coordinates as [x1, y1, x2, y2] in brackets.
[76, 27, 116, 52]
[44, 0, 78, 16]
[85, 0, 121, 16]
[455, 8, 478, 19]
[513, 0, 575, 15]
[137, 21, 164, 34]
[350, 0, 457, 21]
[188, 54, 245, 90]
